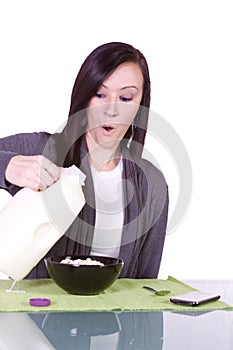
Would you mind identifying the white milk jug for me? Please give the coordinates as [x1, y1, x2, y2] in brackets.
[0, 165, 86, 281]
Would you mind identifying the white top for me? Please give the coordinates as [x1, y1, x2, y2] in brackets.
[90, 159, 124, 258]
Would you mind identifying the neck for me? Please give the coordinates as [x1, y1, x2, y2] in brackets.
[90, 154, 121, 171]
[86, 134, 121, 171]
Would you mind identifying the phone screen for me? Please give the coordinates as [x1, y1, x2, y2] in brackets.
[170, 291, 220, 306]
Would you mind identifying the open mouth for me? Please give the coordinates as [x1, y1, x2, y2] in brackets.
[103, 126, 113, 131]
[102, 125, 114, 132]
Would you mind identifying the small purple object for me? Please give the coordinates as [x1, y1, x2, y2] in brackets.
[29, 298, 51, 307]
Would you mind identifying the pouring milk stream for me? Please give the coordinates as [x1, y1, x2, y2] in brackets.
[0, 165, 86, 281]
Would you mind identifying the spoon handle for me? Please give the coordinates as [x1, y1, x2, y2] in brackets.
[143, 285, 158, 293]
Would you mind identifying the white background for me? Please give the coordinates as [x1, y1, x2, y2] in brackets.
[0, 0, 233, 279]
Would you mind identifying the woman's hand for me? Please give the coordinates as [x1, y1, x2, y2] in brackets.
[5, 155, 61, 191]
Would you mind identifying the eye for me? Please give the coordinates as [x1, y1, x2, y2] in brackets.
[96, 92, 106, 99]
[120, 96, 133, 102]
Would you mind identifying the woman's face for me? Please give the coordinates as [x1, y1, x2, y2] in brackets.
[86, 62, 144, 150]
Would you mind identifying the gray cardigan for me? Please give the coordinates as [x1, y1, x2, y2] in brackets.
[0, 132, 169, 279]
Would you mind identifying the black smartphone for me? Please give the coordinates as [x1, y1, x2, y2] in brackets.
[170, 291, 220, 306]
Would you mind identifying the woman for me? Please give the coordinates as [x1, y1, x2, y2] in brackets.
[0, 42, 168, 279]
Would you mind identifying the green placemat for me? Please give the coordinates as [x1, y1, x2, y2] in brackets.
[0, 276, 231, 313]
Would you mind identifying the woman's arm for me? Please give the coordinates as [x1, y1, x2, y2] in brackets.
[6, 154, 60, 191]
[0, 132, 60, 194]
[136, 188, 169, 278]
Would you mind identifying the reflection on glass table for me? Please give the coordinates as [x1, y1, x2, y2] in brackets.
[0, 313, 55, 349]
[30, 311, 163, 350]
[1, 309, 233, 349]
[0, 311, 163, 350]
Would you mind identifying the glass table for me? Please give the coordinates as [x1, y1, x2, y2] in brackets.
[0, 280, 233, 349]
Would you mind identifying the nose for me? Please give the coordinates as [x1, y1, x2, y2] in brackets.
[104, 102, 118, 118]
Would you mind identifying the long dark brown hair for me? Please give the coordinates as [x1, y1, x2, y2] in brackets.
[62, 42, 151, 167]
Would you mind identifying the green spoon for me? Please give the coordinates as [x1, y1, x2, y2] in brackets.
[143, 285, 171, 296]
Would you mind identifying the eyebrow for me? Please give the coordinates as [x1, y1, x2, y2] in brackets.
[121, 85, 139, 91]
[101, 84, 139, 91]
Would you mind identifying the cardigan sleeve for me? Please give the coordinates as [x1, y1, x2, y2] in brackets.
[0, 132, 50, 195]
[136, 191, 169, 278]
[135, 188, 169, 278]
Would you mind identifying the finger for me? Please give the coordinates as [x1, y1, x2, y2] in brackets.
[23, 174, 41, 191]
[41, 158, 60, 182]
[41, 157, 53, 170]
[39, 168, 57, 188]
[36, 176, 51, 191]
[46, 162, 61, 182]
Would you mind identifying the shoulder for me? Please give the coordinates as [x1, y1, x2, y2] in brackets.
[138, 158, 167, 188]
[137, 158, 168, 210]
[138, 159, 169, 223]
